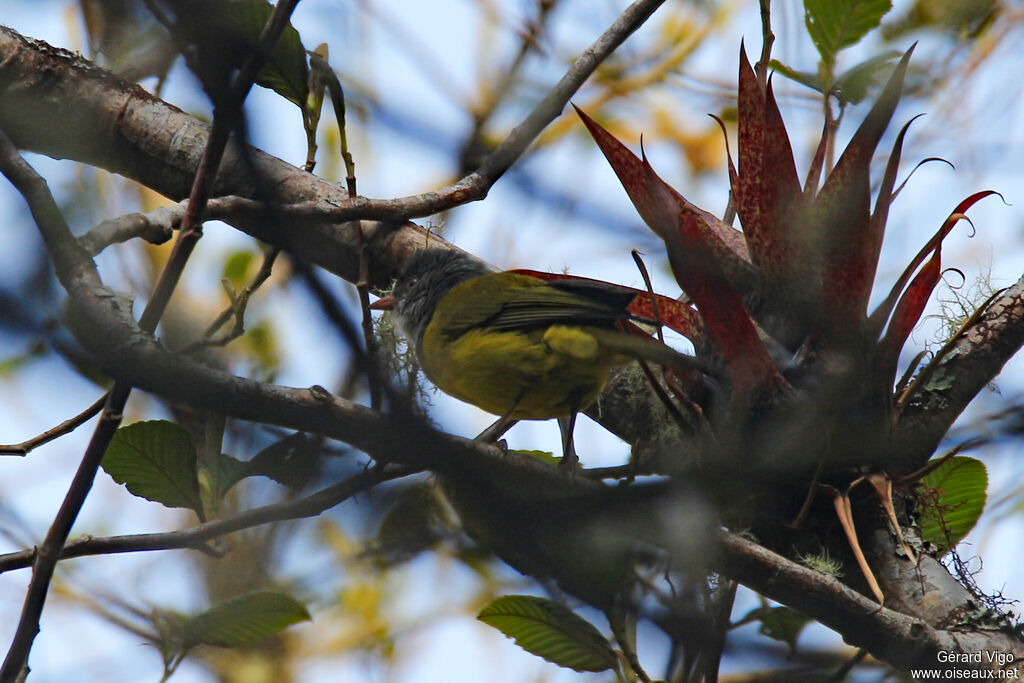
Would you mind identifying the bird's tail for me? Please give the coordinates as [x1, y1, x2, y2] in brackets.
[589, 327, 708, 375]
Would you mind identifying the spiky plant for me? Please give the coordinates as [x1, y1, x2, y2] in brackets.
[571, 45, 999, 598]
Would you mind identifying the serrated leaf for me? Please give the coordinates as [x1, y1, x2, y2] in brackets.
[918, 456, 987, 554]
[179, 590, 311, 649]
[103, 420, 202, 515]
[805, 0, 893, 66]
[478, 595, 617, 673]
[198, 0, 309, 106]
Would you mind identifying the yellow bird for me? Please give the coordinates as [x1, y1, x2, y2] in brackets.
[372, 249, 698, 466]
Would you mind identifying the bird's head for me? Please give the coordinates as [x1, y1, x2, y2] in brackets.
[371, 249, 491, 345]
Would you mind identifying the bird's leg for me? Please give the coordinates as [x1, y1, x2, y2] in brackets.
[476, 414, 518, 444]
[475, 391, 525, 444]
[558, 392, 584, 471]
[557, 414, 579, 470]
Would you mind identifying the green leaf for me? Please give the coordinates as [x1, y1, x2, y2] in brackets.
[918, 456, 988, 554]
[511, 449, 559, 467]
[831, 51, 902, 105]
[245, 0, 309, 106]
[369, 483, 451, 567]
[204, 452, 253, 496]
[223, 250, 255, 288]
[241, 320, 280, 369]
[255, 14, 309, 107]
[179, 590, 311, 649]
[804, 0, 893, 66]
[246, 432, 321, 490]
[209, 0, 309, 107]
[744, 606, 811, 656]
[477, 595, 618, 673]
[768, 59, 825, 94]
[103, 421, 203, 515]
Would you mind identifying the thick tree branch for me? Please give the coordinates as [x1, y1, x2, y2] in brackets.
[716, 530, 1024, 674]
[894, 274, 1024, 468]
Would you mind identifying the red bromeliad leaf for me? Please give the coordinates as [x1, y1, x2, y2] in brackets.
[672, 208, 784, 395]
[709, 113, 741, 206]
[868, 190, 1001, 335]
[804, 118, 829, 195]
[640, 160, 784, 395]
[816, 47, 913, 335]
[508, 269, 705, 344]
[574, 106, 754, 291]
[736, 45, 803, 285]
[867, 114, 925, 287]
[875, 246, 942, 384]
[625, 288, 705, 344]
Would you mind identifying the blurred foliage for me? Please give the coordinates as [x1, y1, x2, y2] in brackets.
[882, 0, 1000, 40]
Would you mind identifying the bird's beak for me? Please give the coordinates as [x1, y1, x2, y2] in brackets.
[369, 294, 396, 311]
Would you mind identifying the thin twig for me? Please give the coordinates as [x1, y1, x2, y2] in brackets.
[310, 0, 668, 225]
[477, 0, 666, 183]
[182, 247, 281, 353]
[631, 250, 664, 344]
[459, 0, 559, 173]
[318, 71, 383, 409]
[825, 648, 868, 682]
[157, 1, 667, 233]
[0, 464, 418, 574]
[755, 0, 774, 90]
[0, 394, 108, 456]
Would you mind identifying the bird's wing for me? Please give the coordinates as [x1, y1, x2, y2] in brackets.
[440, 274, 636, 339]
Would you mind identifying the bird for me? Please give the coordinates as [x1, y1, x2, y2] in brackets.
[371, 248, 700, 468]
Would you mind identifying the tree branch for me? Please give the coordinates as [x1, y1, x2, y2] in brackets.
[0, 0, 667, 288]
[715, 530, 1024, 674]
[0, 394, 107, 456]
[0, 463, 418, 574]
[78, 207, 177, 255]
[894, 274, 1024, 468]
[0, 1, 303, 676]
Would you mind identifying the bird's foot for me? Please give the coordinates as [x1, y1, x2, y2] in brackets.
[558, 450, 581, 473]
